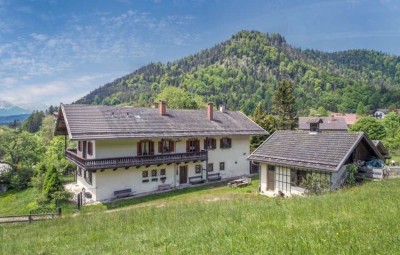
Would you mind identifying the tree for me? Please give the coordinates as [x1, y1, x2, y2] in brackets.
[349, 117, 386, 140]
[155, 86, 205, 109]
[250, 103, 275, 151]
[0, 127, 44, 169]
[356, 102, 368, 116]
[40, 115, 56, 146]
[272, 79, 296, 130]
[43, 166, 63, 199]
[316, 106, 328, 117]
[22, 111, 45, 133]
[383, 112, 400, 139]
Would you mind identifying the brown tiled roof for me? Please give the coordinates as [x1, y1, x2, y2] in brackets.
[299, 117, 348, 130]
[248, 130, 382, 172]
[55, 104, 267, 140]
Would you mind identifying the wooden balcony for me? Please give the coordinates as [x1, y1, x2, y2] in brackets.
[65, 149, 208, 171]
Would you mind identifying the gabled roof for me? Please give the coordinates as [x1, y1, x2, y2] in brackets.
[248, 130, 383, 172]
[299, 117, 348, 130]
[372, 140, 390, 159]
[55, 104, 267, 140]
[331, 113, 358, 125]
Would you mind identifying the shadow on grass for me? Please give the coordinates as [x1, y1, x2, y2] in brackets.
[82, 176, 260, 213]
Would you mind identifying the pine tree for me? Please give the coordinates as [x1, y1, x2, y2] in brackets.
[356, 102, 367, 116]
[272, 79, 296, 130]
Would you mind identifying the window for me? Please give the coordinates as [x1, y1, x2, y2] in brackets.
[219, 162, 225, 171]
[310, 123, 319, 132]
[195, 165, 202, 174]
[268, 165, 276, 171]
[220, 138, 232, 149]
[78, 141, 82, 152]
[207, 163, 214, 172]
[159, 140, 174, 153]
[290, 169, 308, 186]
[88, 142, 93, 156]
[204, 138, 216, 150]
[77, 167, 82, 176]
[186, 139, 200, 153]
[151, 169, 157, 177]
[142, 171, 149, 178]
[160, 169, 166, 176]
[137, 140, 154, 156]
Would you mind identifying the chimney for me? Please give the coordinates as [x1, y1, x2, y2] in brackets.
[208, 103, 213, 120]
[153, 102, 159, 109]
[160, 100, 166, 116]
[220, 105, 226, 113]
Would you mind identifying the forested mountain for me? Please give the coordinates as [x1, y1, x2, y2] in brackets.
[76, 30, 400, 115]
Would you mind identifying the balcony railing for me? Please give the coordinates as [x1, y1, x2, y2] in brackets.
[65, 149, 208, 171]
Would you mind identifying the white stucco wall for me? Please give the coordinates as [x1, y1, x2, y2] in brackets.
[207, 136, 250, 179]
[258, 163, 334, 196]
[73, 135, 251, 201]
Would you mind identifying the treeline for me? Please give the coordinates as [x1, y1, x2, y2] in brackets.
[0, 105, 74, 211]
[76, 30, 400, 116]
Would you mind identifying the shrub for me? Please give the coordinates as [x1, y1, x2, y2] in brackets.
[301, 173, 331, 195]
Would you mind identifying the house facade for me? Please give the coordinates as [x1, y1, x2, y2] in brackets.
[55, 102, 267, 201]
[248, 128, 383, 196]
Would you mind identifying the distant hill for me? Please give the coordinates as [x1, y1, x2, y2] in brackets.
[0, 114, 30, 125]
[76, 30, 400, 115]
[0, 100, 47, 117]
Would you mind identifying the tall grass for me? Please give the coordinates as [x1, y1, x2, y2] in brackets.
[1, 180, 400, 254]
[0, 188, 39, 214]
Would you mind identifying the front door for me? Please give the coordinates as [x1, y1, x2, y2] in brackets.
[179, 165, 188, 184]
[82, 141, 87, 159]
[267, 166, 275, 191]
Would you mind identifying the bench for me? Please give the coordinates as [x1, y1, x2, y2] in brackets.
[113, 188, 133, 198]
[158, 184, 171, 191]
[189, 176, 205, 185]
[228, 177, 252, 188]
[207, 173, 221, 181]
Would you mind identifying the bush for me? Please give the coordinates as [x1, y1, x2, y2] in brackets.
[301, 173, 331, 195]
[9, 168, 33, 191]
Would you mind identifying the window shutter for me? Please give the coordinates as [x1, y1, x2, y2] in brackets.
[88, 142, 93, 156]
[212, 139, 216, 149]
[228, 138, 232, 148]
[186, 141, 190, 153]
[149, 141, 154, 155]
[137, 142, 142, 156]
[195, 140, 200, 152]
[158, 141, 163, 153]
[204, 139, 207, 150]
[220, 138, 223, 148]
[169, 140, 174, 152]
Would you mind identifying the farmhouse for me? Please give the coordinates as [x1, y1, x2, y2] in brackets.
[248, 126, 383, 196]
[298, 116, 348, 131]
[54, 102, 267, 201]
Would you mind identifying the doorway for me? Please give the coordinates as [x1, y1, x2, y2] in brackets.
[179, 165, 188, 184]
[267, 165, 275, 191]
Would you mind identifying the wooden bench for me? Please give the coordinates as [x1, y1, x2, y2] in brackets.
[113, 189, 133, 198]
[207, 173, 221, 181]
[158, 184, 171, 191]
[189, 176, 205, 185]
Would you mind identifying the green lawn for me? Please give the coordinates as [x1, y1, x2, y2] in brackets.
[0, 188, 39, 215]
[1, 179, 400, 254]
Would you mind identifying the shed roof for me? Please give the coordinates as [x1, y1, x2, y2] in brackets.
[248, 130, 382, 172]
[54, 104, 267, 140]
[299, 116, 348, 130]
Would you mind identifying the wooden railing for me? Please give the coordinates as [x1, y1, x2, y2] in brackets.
[65, 149, 207, 170]
[0, 209, 62, 224]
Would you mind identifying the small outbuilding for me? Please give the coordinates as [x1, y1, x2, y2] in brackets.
[248, 129, 383, 196]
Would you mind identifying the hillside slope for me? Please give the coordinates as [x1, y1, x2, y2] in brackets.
[76, 30, 400, 115]
[2, 179, 400, 254]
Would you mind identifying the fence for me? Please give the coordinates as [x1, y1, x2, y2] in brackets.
[0, 208, 61, 224]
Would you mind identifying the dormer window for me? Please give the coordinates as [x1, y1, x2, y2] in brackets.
[310, 123, 319, 132]
[307, 118, 323, 133]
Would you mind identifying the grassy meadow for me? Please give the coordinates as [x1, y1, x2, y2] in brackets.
[1, 179, 400, 254]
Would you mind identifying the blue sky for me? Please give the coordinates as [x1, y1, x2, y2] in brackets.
[1, 0, 400, 107]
